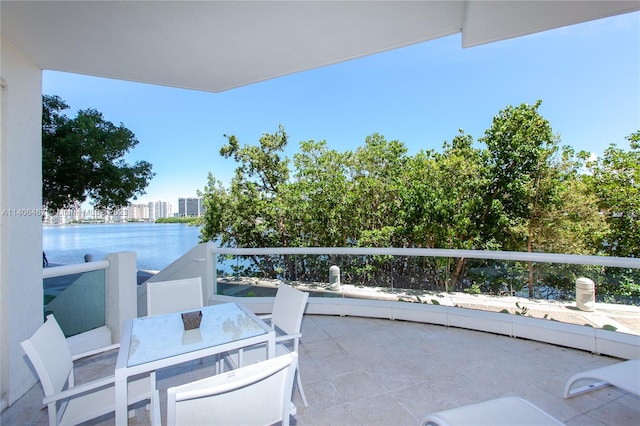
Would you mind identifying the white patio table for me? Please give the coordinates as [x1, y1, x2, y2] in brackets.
[114, 302, 275, 425]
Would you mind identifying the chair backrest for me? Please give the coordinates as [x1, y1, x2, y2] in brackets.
[166, 352, 298, 426]
[21, 314, 74, 398]
[271, 284, 309, 336]
[146, 277, 204, 316]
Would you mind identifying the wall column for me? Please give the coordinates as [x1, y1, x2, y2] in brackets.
[0, 36, 43, 408]
[104, 251, 137, 343]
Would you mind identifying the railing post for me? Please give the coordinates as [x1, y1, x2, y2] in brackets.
[208, 242, 218, 302]
[104, 251, 137, 343]
[329, 265, 341, 291]
[576, 277, 596, 312]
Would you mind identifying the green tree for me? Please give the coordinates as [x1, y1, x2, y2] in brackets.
[585, 131, 640, 257]
[397, 149, 438, 248]
[199, 113, 634, 299]
[479, 101, 556, 248]
[218, 125, 290, 250]
[348, 134, 407, 247]
[198, 173, 229, 243]
[533, 148, 606, 255]
[479, 101, 559, 296]
[42, 95, 154, 211]
[397, 131, 488, 290]
[289, 140, 352, 246]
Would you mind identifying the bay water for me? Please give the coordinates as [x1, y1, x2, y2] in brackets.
[43, 223, 203, 271]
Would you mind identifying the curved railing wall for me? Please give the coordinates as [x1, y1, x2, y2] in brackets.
[209, 246, 640, 360]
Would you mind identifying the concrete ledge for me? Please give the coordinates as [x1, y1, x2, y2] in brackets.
[304, 297, 345, 316]
[512, 314, 596, 353]
[392, 302, 448, 326]
[595, 328, 640, 359]
[212, 294, 638, 360]
[342, 297, 395, 319]
[447, 306, 513, 336]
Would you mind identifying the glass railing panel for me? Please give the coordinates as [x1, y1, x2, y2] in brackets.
[216, 254, 271, 297]
[216, 253, 345, 297]
[43, 269, 106, 337]
[457, 259, 639, 302]
[213, 249, 639, 334]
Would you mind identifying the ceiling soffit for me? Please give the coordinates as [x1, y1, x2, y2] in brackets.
[1, 1, 638, 92]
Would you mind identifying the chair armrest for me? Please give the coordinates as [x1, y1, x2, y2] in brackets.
[275, 332, 301, 343]
[258, 314, 273, 330]
[42, 375, 115, 405]
[258, 314, 272, 327]
[72, 343, 120, 361]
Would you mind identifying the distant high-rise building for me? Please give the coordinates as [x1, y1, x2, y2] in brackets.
[128, 204, 149, 221]
[46, 201, 83, 224]
[148, 201, 172, 220]
[106, 206, 128, 223]
[178, 197, 204, 217]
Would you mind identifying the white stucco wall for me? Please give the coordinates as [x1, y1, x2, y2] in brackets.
[0, 36, 43, 408]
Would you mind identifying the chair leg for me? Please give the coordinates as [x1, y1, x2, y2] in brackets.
[216, 354, 226, 374]
[150, 389, 161, 426]
[296, 367, 308, 407]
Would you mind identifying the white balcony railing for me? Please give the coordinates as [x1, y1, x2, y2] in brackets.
[205, 246, 640, 360]
[42, 251, 138, 354]
[212, 246, 640, 268]
[210, 246, 639, 299]
[44, 245, 639, 361]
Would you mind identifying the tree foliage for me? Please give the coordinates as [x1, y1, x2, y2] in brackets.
[290, 139, 351, 246]
[200, 103, 638, 300]
[584, 131, 640, 258]
[479, 100, 557, 250]
[42, 95, 155, 211]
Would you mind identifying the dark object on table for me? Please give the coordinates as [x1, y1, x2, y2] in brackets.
[181, 310, 202, 330]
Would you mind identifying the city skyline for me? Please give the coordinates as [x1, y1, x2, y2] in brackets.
[45, 197, 205, 224]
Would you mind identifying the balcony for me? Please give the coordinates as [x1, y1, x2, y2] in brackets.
[3, 313, 639, 425]
[3, 246, 638, 425]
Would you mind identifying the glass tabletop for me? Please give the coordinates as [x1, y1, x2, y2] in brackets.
[127, 302, 267, 367]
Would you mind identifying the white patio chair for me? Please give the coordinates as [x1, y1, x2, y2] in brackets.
[166, 352, 298, 426]
[146, 277, 204, 316]
[21, 314, 157, 426]
[225, 284, 309, 407]
[422, 396, 564, 426]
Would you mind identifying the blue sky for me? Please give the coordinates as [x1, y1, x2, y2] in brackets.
[43, 12, 639, 207]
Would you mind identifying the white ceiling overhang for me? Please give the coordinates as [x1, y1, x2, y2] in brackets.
[2, 1, 639, 93]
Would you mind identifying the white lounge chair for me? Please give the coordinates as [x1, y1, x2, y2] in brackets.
[563, 359, 640, 398]
[21, 314, 157, 426]
[422, 396, 564, 426]
[166, 352, 298, 426]
[146, 277, 204, 316]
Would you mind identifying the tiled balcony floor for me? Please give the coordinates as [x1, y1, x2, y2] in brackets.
[3, 314, 639, 425]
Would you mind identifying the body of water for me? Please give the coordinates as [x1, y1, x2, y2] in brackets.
[43, 223, 203, 271]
